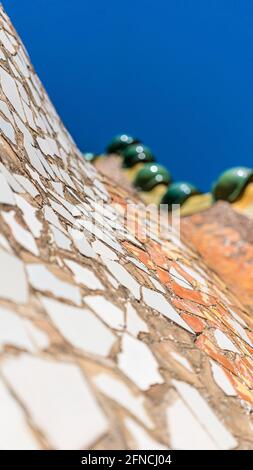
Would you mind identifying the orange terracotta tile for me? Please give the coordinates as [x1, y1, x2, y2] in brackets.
[156, 267, 171, 286]
[246, 330, 253, 345]
[232, 335, 253, 357]
[235, 357, 253, 389]
[181, 313, 206, 333]
[146, 241, 169, 269]
[195, 334, 237, 375]
[171, 281, 215, 307]
[209, 305, 253, 348]
[171, 261, 198, 287]
[227, 373, 253, 405]
[201, 308, 223, 329]
[122, 241, 155, 270]
[171, 297, 207, 318]
[244, 356, 253, 373]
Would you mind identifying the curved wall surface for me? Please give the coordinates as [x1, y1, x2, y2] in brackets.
[0, 6, 252, 450]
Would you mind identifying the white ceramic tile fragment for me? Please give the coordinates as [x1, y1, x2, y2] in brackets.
[15, 195, 42, 238]
[172, 380, 237, 450]
[0, 233, 11, 251]
[104, 270, 119, 289]
[41, 296, 115, 356]
[2, 210, 39, 256]
[104, 260, 140, 299]
[16, 80, 29, 104]
[0, 30, 15, 54]
[226, 316, 253, 347]
[48, 190, 81, 217]
[26, 165, 46, 191]
[91, 210, 114, 232]
[0, 115, 16, 143]
[228, 307, 247, 328]
[0, 298, 48, 352]
[178, 262, 209, 292]
[37, 136, 59, 157]
[8, 59, 20, 78]
[149, 276, 166, 293]
[126, 302, 148, 337]
[0, 379, 39, 450]
[20, 130, 48, 178]
[94, 178, 108, 196]
[59, 168, 76, 189]
[170, 351, 193, 372]
[23, 319, 49, 351]
[142, 287, 194, 334]
[0, 99, 15, 124]
[94, 373, 153, 428]
[26, 263, 81, 305]
[0, 306, 35, 352]
[51, 181, 64, 197]
[2, 355, 108, 449]
[92, 239, 118, 260]
[80, 220, 124, 253]
[13, 173, 38, 196]
[124, 417, 166, 450]
[167, 396, 217, 450]
[118, 333, 163, 390]
[0, 249, 28, 303]
[64, 259, 104, 291]
[50, 163, 62, 179]
[169, 266, 193, 289]
[0, 66, 26, 120]
[50, 225, 71, 251]
[44, 205, 66, 233]
[84, 295, 125, 329]
[14, 50, 30, 78]
[68, 228, 95, 258]
[119, 230, 143, 248]
[28, 78, 41, 106]
[126, 256, 149, 273]
[22, 100, 36, 130]
[210, 360, 237, 396]
[50, 199, 77, 226]
[214, 329, 240, 354]
[74, 202, 89, 219]
[0, 172, 15, 204]
[0, 163, 23, 193]
[88, 199, 116, 221]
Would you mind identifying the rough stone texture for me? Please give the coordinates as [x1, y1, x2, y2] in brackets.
[182, 203, 253, 313]
[0, 6, 252, 450]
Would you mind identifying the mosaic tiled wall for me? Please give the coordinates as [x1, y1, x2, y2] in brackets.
[0, 6, 252, 450]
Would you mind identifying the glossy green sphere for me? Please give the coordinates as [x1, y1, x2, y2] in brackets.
[122, 144, 155, 168]
[106, 134, 139, 154]
[212, 167, 253, 202]
[134, 163, 172, 191]
[161, 181, 200, 209]
[83, 152, 98, 162]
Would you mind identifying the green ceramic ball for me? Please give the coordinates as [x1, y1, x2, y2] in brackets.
[161, 181, 200, 209]
[134, 163, 172, 191]
[122, 144, 155, 168]
[212, 167, 253, 202]
[106, 134, 139, 154]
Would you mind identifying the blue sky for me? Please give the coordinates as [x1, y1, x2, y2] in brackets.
[6, 0, 253, 190]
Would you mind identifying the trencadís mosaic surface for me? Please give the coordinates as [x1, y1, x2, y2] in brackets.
[0, 6, 252, 450]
